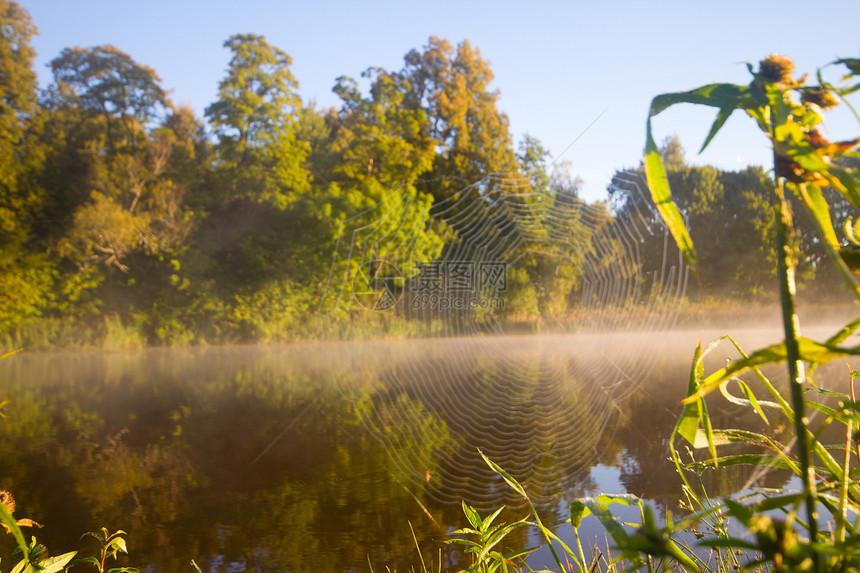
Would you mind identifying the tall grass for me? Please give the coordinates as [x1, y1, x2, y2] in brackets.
[445, 54, 860, 573]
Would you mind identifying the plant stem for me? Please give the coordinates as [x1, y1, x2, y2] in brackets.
[774, 179, 820, 566]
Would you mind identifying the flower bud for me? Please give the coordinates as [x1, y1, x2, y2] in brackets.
[759, 54, 796, 85]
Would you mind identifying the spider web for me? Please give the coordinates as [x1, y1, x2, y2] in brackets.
[318, 169, 689, 508]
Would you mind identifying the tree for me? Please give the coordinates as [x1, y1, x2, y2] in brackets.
[22, 45, 211, 342]
[0, 0, 39, 244]
[0, 1, 56, 331]
[204, 34, 309, 209]
[399, 37, 521, 202]
[44, 46, 192, 274]
[165, 34, 319, 341]
[331, 68, 435, 189]
[206, 34, 300, 153]
[314, 66, 444, 315]
[48, 45, 170, 151]
[610, 138, 779, 300]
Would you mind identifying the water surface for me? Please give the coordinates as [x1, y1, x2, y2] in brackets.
[0, 328, 854, 572]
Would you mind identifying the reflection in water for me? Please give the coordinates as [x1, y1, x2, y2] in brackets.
[337, 335, 669, 510]
[0, 332, 852, 571]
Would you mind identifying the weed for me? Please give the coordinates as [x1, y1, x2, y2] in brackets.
[450, 53, 860, 572]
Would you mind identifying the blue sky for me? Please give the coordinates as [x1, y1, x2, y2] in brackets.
[22, 0, 860, 202]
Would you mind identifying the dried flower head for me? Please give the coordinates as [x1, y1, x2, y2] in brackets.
[759, 54, 796, 85]
[0, 489, 42, 532]
[801, 86, 839, 109]
[775, 156, 807, 183]
[807, 129, 829, 149]
[0, 490, 15, 515]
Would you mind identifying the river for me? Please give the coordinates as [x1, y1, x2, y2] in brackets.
[0, 326, 854, 572]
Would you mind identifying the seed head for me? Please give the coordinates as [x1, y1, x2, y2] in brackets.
[775, 156, 807, 183]
[807, 129, 828, 149]
[0, 490, 15, 515]
[801, 86, 839, 109]
[759, 54, 796, 85]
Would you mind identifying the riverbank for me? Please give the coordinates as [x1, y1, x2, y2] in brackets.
[2, 298, 856, 353]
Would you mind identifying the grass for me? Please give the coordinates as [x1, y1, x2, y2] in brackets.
[439, 53, 860, 573]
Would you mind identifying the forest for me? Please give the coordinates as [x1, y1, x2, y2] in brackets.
[0, 1, 853, 349]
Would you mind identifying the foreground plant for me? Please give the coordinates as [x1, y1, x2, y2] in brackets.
[0, 351, 135, 573]
[69, 528, 137, 573]
[0, 493, 75, 573]
[443, 501, 535, 573]
[0, 492, 137, 573]
[643, 53, 860, 571]
[451, 54, 860, 572]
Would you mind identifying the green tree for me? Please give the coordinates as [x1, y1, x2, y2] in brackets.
[48, 45, 170, 151]
[610, 138, 780, 300]
[0, 1, 56, 332]
[18, 46, 210, 340]
[161, 34, 319, 342]
[317, 65, 445, 317]
[400, 36, 521, 202]
[204, 33, 309, 209]
[44, 45, 182, 270]
[0, 0, 39, 242]
[331, 68, 435, 189]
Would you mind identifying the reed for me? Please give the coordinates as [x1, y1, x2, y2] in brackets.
[448, 54, 860, 573]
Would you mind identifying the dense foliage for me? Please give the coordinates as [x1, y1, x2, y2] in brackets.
[0, 3, 854, 349]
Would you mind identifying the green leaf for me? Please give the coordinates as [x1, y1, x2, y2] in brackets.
[479, 450, 526, 499]
[795, 183, 839, 249]
[648, 83, 760, 118]
[752, 493, 805, 512]
[835, 58, 860, 80]
[483, 506, 505, 531]
[108, 535, 128, 555]
[12, 551, 76, 573]
[829, 165, 860, 212]
[570, 500, 588, 529]
[719, 379, 771, 424]
[476, 519, 531, 566]
[0, 349, 22, 361]
[683, 337, 860, 403]
[827, 316, 860, 347]
[811, 320, 860, 380]
[442, 538, 481, 549]
[699, 106, 735, 154]
[67, 556, 103, 570]
[643, 82, 781, 280]
[0, 503, 30, 566]
[594, 493, 640, 507]
[807, 401, 842, 420]
[845, 216, 859, 246]
[644, 129, 697, 274]
[677, 341, 704, 446]
[711, 428, 783, 444]
[501, 546, 538, 560]
[723, 499, 754, 527]
[583, 498, 631, 546]
[685, 454, 795, 471]
[461, 501, 482, 530]
[807, 386, 850, 398]
[701, 394, 718, 464]
[794, 183, 860, 300]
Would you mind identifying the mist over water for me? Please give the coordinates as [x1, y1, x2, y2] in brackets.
[2, 324, 857, 572]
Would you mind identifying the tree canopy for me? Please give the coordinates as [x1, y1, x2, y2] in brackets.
[1, 1, 852, 348]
